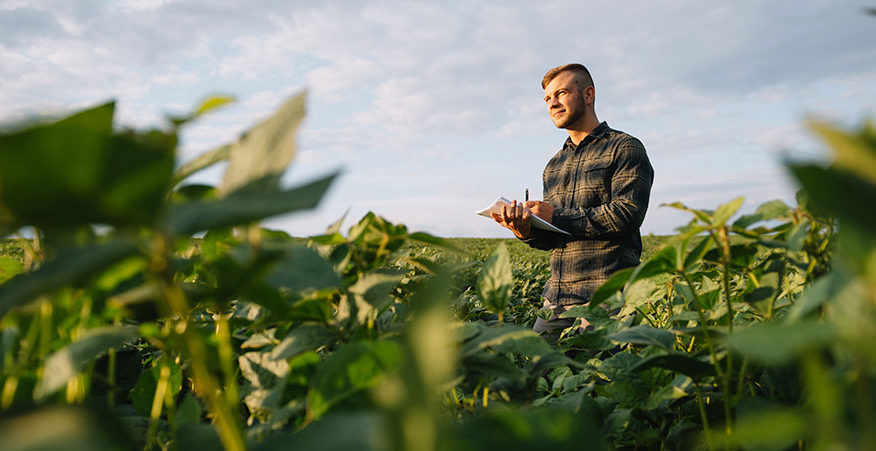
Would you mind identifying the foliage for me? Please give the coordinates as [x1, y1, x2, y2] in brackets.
[0, 90, 873, 451]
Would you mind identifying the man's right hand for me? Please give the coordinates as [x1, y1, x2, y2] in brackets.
[491, 200, 531, 239]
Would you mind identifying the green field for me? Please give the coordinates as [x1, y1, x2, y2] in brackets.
[0, 97, 873, 451]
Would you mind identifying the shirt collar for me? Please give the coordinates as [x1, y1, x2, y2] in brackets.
[564, 121, 610, 151]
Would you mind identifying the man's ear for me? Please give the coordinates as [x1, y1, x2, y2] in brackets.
[584, 85, 595, 105]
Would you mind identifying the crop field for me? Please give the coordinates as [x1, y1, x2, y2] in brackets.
[0, 95, 873, 451]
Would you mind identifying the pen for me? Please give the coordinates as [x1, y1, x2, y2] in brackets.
[525, 188, 529, 202]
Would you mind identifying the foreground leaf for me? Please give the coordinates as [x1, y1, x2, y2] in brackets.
[0, 239, 140, 318]
[36, 325, 139, 399]
[163, 171, 338, 236]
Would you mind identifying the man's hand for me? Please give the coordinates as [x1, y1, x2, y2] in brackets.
[525, 201, 554, 223]
[491, 200, 531, 239]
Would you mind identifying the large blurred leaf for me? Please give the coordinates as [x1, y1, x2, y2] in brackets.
[810, 120, 876, 185]
[728, 321, 835, 364]
[35, 325, 139, 399]
[476, 243, 513, 317]
[788, 163, 876, 230]
[0, 239, 139, 318]
[219, 91, 306, 196]
[308, 340, 402, 420]
[446, 406, 607, 451]
[0, 406, 135, 451]
[253, 412, 387, 451]
[0, 102, 174, 227]
[164, 170, 338, 236]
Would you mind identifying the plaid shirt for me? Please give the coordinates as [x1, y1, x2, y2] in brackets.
[521, 122, 654, 306]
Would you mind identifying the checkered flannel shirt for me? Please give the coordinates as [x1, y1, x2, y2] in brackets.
[520, 122, 654, 306]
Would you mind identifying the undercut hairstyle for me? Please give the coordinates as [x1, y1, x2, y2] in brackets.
[541, 63, 594, 90]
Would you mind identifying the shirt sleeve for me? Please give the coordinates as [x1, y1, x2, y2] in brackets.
[550, 138, 653, 238]
[517, 226, 557, 250]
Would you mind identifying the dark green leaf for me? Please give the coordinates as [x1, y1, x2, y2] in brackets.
[789, 164, 876, 230]
[264, 244, 341, 293]
[0, 102, 175, 227]
[0, 406, 136, 451]
[164, 170, 338, 236]
[632, 353, 716, 378]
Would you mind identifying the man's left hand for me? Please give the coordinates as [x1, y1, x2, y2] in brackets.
[525, 201, 554, 223]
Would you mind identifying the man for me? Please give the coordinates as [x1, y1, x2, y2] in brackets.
[491, 63, 654, 338]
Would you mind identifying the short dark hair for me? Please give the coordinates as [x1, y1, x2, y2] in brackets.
[541, 63, 594, 89]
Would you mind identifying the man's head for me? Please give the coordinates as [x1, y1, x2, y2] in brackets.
[542, 63, 596, 131]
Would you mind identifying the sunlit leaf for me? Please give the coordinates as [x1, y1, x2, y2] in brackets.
[219, 91, 307, 196]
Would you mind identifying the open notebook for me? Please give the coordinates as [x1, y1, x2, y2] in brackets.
[476, 197, 571, 235]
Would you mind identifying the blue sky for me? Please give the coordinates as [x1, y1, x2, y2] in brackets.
[1, 0, 875, 237]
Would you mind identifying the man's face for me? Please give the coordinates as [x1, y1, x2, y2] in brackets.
[543, 71, 590, 129]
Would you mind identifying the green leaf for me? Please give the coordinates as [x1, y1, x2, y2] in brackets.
[307, 340, 402, 420]
[607, 325, 675, 351]
[172, 144, 232, 186]
[646, 375, 692, 410]
[785, 269, 849, 323]
[590, 267, 634, 305]
[36, 325, 139, 399]
[130, 369, 157, 416]
[253, 412, 387, 451]
[346, 269, 405, 324]
[0, 406, 136, 451]
[733, 199, 791, 229]
[709, 406, 807, 451]
[219, 91, 307, 196]
[264, 244, 341, 293]
[728, 321, 835, 364]
[711, 197, 744, 226]
[0, 239, 139, 319]
[789, 163, 876, 230]
[476, 243, 513, 317]
[632, 353, 716, 378]
[810, 120, 876, 185]
[272, 325, 334, 360]
[0, 102, 175, 227]
[0, 256, 23, 284]
[163, 170, 338, 236]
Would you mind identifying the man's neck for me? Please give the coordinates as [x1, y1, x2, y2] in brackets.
[567, 115, 601, 146]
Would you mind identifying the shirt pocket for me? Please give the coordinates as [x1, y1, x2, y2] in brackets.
[575, 159, 612, 206]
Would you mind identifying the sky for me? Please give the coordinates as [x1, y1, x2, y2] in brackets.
[1, 0, 875, 238]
